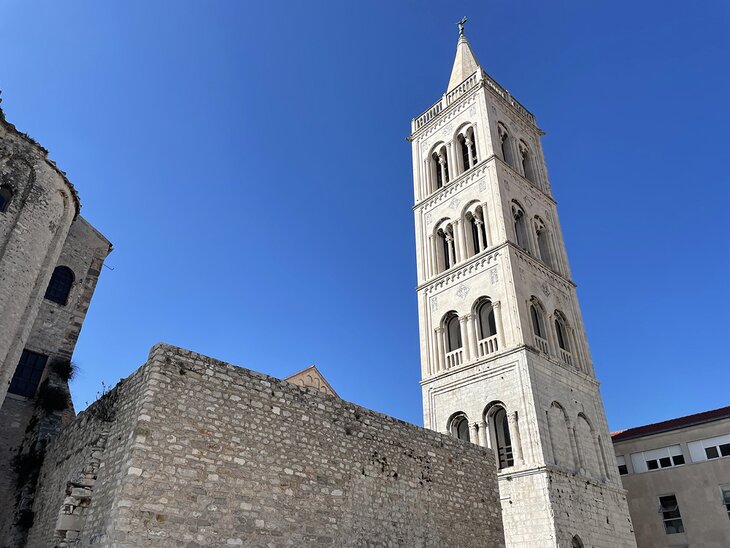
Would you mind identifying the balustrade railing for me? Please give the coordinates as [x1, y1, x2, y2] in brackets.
[478, 335, 499, 358]
[445, 348, 464, 369]
[498, 445, 515, 469]
[412, 69, 536, 132]
[559, 348, 573, 366]
[534, 335, 549, 354]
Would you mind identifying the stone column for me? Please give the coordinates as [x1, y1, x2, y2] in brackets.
[438, 153, 447, 186]
[465, 137, 474, 169]
[493, 301, 506, 350]
[452, 220, 463, 263]
[454, 220, 467, 262]
[508, 411, 524, 464]
[466, 313, 478, 360]
[447, 141, 455, 181]
[469, 423, 479, 445]
[481, 202, 493, 247]
[459, 315, 471, 362]
[478, 420, 488, 448]
[446, 234, 456, 268]
[475, 219, 485, 252]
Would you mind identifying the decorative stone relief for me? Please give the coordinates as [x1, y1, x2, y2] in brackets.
[425, 211, 432, 225]
[441, 123, 454, 137]
[430, 296, 438, 310]
[541, 283, 551, 297]
[449, 196, 461, 210]
[479, 179, 487, 191]
[456, 284, 470, 300]
[525, 195, 533, 207]
[469, 106, 477, 116]
[489, 268, 499, 285]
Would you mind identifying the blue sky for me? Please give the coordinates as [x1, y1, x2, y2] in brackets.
[1, 1, 728, 430]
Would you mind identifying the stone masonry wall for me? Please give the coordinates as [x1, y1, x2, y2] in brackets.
[28, 344, 505, 547]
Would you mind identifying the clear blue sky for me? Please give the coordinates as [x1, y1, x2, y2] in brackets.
[1, 1, 728, 430]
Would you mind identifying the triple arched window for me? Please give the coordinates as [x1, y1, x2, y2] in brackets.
[0, 185, 13, 213]
[44, 266, 75, 306]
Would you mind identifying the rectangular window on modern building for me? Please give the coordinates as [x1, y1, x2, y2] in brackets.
[688, 434, 730, 462]
[616, 455, 628, 475]
[630, 445, 685, 473]
[658, 495, 684, 534]
[8, 349, 48, 398]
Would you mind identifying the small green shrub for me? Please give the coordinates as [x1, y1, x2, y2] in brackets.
[48, 358, 77, 381]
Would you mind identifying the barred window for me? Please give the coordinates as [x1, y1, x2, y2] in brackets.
[9, 349, 48, 398]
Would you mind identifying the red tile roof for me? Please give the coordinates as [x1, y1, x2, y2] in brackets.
[611, 406, 730, 442]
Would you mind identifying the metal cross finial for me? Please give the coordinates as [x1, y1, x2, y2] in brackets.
[457, 16, 468, 37]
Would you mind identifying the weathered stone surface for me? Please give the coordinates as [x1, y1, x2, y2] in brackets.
[27, 344, 506, 547]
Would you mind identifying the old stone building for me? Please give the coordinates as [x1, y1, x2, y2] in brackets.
[408, 23, 636, 546]
[612, 406, 730, 547]
[0, 101, 112, 545]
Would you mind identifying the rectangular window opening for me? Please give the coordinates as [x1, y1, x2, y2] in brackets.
[659, 495, 684, 535]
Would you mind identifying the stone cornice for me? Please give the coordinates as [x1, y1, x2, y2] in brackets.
[513, 245, 576, 289]
[420, 345, 523, 386]
[416, 243, 504, 293]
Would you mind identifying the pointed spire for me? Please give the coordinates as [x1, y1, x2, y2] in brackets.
[447, 17, 481, 93]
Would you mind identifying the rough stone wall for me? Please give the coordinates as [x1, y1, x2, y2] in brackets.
[0, 109, 79, 405]
[0, 397, 35, 532]
[24, 215, 111, 364]
[28, 344, 506, 547]
[26, 366, 148, 548]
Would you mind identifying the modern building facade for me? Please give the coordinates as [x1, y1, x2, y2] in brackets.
[612, 406, 730, 548]
[408, 24, 636, 546]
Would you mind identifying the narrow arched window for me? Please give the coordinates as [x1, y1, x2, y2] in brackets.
[534, 217, 553, 268]
[498, 124, 513, 167]
[459, 134, 470, 173]
[445, 313, 462, 352]
[452, 415, 470, 442]
[555, 317, 569, 352]
[571, 536, 584, 548]
[0, 185, 13, 213]
[478, 301, 497, 340]
[44, 266, 74, 306]
[491, 407, 514, 469]
[432, 150, 444, 190]
[530, 305, 542, 337]
[512, 202, 529, 252]
[519, 140, 535, 182]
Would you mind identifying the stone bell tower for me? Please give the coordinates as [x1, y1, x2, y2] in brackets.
[408, 21, 636, 547]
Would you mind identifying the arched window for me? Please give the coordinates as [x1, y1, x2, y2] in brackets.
[445, 313, 462, 352]
[436, 222, 455, 272]
[519, 140, 536, 182]
[530, 299, 549, 354]
[571, 535, 584, 548]
[489, 406, 514, 469]
[44, 266, 74, 306]
[431, 145, 450, 190]
[498, 123, 513, 168]
[477, 300, 497, 340]
[554, 311, 573, 366]
[451, 414, 471, 442]
[512, 202, 529, 252]
[457, 126, 478, 174]
[534, 217, 553, 268]
[0, 185, 13, 213]
[466, 205, 488, 256]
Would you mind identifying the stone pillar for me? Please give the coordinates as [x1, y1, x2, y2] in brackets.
[464, 136, 474, 169]
[481, 201, 494, 247]
[469, 422, 479, 445]
[447, 141, 455, 181]
[427, 235, 435, 278]
[509, 411, 524, 464]
[445, 234, 456, 268]
[478, 420, 488, 448]
[438, 153, 447, 186]
[466, 313, 478, 359]
[454, 220, 467, 262]
[459, 315, 471, 362]
[493, 301, 506, 350]
[475, 219, 485, 252]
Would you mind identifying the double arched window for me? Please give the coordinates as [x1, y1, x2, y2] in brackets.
[0, 185, 13, 213]
[430, 145, 450, 191]
[465, 204, 488, 257]
[457, 126, 478, 173]
[44, 266, 75, 306]
[435, 222, 456, 272]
